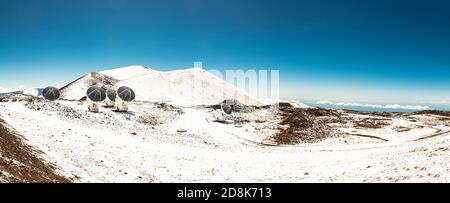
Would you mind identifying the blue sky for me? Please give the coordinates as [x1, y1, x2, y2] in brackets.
[1, 0, 449, 105]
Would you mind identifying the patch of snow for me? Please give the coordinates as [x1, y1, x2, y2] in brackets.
[287, 100, 310, 108]
[0, 86, 17, 94]
[0, 100, 449, 182]
[22, 88, 39, 97]
[99, 65, 156, 81]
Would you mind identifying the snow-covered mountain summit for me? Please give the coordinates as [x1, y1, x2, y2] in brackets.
[60, 65, 263, 106]
[99, 65, 156, 81]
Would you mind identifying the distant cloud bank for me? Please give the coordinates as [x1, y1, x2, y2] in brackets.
[316, 100, 431, 111]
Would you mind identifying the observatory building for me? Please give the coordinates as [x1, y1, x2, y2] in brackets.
[86, 86, 106, 112]
[214, 100, 235, 123]
[105, 88, 117, 107]
[115, 86, 135, 112]
[43, 87, 61, 101]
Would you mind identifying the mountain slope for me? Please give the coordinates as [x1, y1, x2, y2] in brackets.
[117, 67, 263, 106]
[99, 65, 156, 81]
[59, 66, 263, 106]
[60, 72, 119, 100]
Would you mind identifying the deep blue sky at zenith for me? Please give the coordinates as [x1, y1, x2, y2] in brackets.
[0, 0, 449, 105]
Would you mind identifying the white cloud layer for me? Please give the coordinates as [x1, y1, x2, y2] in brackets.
[0, 86, 16, 94]
[316, 100, 431, 111]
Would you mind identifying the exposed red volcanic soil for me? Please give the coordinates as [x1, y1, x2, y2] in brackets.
[0, 119, 70, 183]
